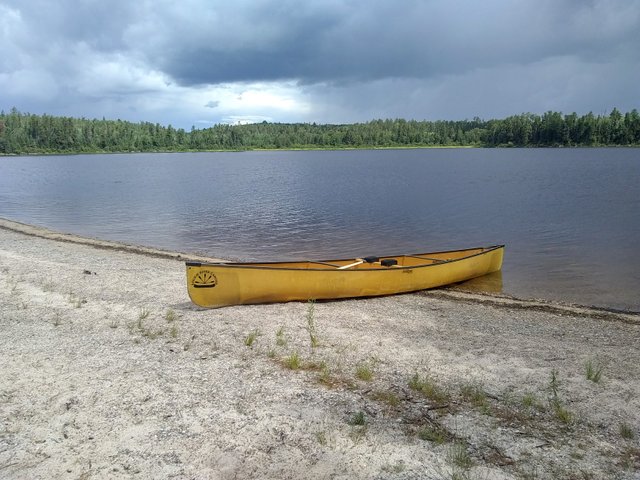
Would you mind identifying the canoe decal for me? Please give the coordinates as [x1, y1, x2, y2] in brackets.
[192, 270, 217, 289]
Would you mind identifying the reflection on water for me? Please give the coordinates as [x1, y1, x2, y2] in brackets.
[0, 148, 638, 311]
[454, 271, 504, 294]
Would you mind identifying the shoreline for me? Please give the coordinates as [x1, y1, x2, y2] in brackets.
[1, 216, 637, 321]
[1, 220, 639, 478]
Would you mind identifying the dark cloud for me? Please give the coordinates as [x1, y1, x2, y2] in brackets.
[1, 0, 638, 127]
[139, 0, 640, 86]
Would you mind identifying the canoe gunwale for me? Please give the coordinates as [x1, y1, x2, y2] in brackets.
[185, 245, 504, 272]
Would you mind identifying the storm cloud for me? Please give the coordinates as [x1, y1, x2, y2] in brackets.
[1, 0, 638, 128]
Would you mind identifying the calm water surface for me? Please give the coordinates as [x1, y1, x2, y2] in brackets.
[1, 149, 639, 310]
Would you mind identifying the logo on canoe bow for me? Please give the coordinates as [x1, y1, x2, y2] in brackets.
[192, 270, 217, 288]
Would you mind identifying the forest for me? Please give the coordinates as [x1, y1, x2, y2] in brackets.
[1, 107, 639, 154]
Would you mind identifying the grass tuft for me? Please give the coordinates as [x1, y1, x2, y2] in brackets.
[585, 358, 604, 383]
[447, 442, 473, 470]
[460, 383, 491, 414]
[355, 363, 374, 381]
[417, 424, 447, 444]
[275, 325, 287, 346]
[305, 300, 320, 348]
[548, 369, 573, 425]
[620, 422, 636, 440]
[169, 323, 179, 338]
[164, 308, 177, 322]
[371, 390, 400, 407]
[284, 351, 301, 370]
[409, 373, 450, 404]
[348, 411, 366, 426]
[244, 329, 260, 347]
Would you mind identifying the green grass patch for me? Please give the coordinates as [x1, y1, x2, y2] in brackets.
[620, 422, 636, 440]
[409, 373, 450, 404]
[284, 351, 301, 370]
[370, 390, 400, 407]
[305, 300, 320, 348]
[585, 358, 604, 383]
[164, 308, 177, 322]
[275, 325, 287, 346]
[244, 329, 260, 347]
[348, 411, 366, 426]
[447, 442, 473, 470]
[355, 363, 374, 381]
[460, 383, 492, 414]
[417, 425, 447, 444]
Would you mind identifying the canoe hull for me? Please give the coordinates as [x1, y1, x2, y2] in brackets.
[186, 245, 504, 308]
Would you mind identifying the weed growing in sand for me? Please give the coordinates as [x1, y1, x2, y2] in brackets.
[548, 369, 573, 425]
[548, 369, 560, 398]
[8, 276, 20, 295]
[170, 323, 179, 338]
[244, 329, 260, 347]
[460, 383, 491, 415]
[306, 300, 319, 349]
[164, 308, 177, 322]
[619, 446, 640, 471]
[67, 290, 85, 308]
[137, 307, 151, 330]
[517, 392, 547, 419]
[417, 424, 447, 444]
[72, 296, 86, 308]
[381, 461, 406, 474]
[348, 411, 366, 426]
[371, 390, 400, 407]
[284, 351, 301, 370]
[275, 325, 287, 347]
[315, 430, 328, 446]
[620, 422, 636, 440]
[409, 373, 450, 404]
[585, 358, 604, 383]
[109, 318, 119, 329]
[317, 364, 336, 387]
[42, 278, 56, 292]
[447, 442, 473, 471]
[355, 362, 374, 381]
[183, 335, 195, 351]
[521, 392, 542, 410]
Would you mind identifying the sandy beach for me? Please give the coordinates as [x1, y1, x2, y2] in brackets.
[1, 218, 639, 479]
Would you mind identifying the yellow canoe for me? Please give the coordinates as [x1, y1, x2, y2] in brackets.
[185, 245, 504, 308]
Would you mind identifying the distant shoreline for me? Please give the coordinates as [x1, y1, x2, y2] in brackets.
[3, 144, 640, 158]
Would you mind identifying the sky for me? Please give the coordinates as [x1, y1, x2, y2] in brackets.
[1, 0, 639, 130]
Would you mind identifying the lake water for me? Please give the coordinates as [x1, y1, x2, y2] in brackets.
[1, 148, 639, 311]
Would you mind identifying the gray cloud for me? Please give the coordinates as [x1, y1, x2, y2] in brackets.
[1, 0, 638, 127]
[137, 0, 640, 85]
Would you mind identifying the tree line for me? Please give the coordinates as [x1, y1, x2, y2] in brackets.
[1, 107, 639, 154]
